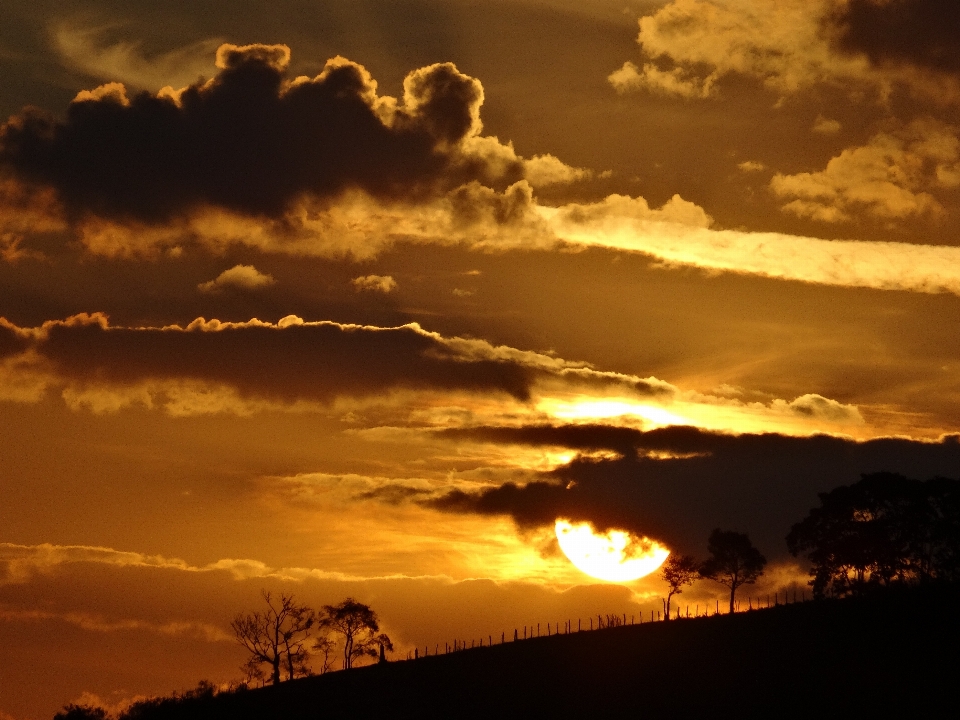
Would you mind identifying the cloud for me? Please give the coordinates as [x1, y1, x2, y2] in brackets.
[52, 23, 222, 92]
[522, 154, 593, 186]
[1, 314, 679, 415]
[198, 264, 275, 293]
[812, 115, 841, 134]
[544, 196, 960, 295]
[0, 312, 875, 437]
[12, 313, 542, 407]
[613, 0, 960, 101]
[425, 424, 960, 560]
[608, 61, 716, 98]
[0, 42, 593, 252]
[771, 119, 960, 222]
[738, 160, 766, 172]
[351, 274, 397, 293]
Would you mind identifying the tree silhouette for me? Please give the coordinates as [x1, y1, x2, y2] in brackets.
[321, 598, 393, 669]
[700, 529, 766, 613]
[787, 472, 960, 598]
[660, 553, 699, 620]
[53, 705, 107, 720]
[311, 634, 337, 675]
[231, 590, 315, 685]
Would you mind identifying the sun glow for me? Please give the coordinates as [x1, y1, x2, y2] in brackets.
[540, 398, 692, 427]
[554, 519, 670, 582]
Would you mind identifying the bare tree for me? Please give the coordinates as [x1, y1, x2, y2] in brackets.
[311, 634, 337, 675]
[231, 590, 315, 685]
[321, 598, 392, 669]
[700, 529, 767, 614]
[661, 553, 700, 620]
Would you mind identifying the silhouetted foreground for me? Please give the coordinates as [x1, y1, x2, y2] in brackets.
[104, 586, 960, 719]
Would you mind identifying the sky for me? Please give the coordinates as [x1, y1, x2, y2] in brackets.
[2, 1, 960, 717]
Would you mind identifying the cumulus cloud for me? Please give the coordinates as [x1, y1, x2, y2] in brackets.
[0, 42, 592, 258]
[613, 0, 960, 102]
[197, 264, 275, 293]
[771, 119, 960, 222]
[608, 61, 717, 98]
[554, 193, 714, 228]
[425, 424, 960, 558]
[352, 274, 397, 293]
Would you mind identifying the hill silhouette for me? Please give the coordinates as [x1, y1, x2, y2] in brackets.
[112, 585, 958, 719]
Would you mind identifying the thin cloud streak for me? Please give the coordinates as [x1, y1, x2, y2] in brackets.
[545, 205, 960, 296]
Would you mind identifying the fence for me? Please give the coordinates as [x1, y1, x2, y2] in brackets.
[403, 589, 808, 660]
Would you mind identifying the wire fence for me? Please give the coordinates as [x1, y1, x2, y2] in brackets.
[403, 589, 808, 661]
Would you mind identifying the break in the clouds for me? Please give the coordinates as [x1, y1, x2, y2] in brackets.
[426, 424, 960, 560]
[610, 0, 960, 101]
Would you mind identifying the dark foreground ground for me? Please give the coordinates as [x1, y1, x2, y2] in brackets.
[138, 586, 960, 719]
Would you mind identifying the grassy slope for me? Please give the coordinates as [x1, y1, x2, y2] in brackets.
[139, 586, 960, 719]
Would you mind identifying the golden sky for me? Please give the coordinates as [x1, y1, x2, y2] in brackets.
[2, 1, 960, 717]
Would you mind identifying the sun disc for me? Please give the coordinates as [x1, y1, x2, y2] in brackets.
[555, 518, 669, 582]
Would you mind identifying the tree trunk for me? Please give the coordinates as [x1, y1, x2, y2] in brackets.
[729, 584, 736, 614]
[271, 657, 281, 685]
[665, 592, 674, 621]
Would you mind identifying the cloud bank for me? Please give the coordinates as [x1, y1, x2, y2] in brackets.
[426, 424, 960, 560]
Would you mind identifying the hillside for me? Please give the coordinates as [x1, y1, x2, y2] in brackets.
[127, 586, 959, 719]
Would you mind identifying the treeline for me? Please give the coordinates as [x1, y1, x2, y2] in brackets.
[787, 471, 960, 597]
[661, 472, 960, 616]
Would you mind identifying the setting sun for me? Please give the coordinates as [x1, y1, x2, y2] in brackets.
[555, 519, 670, 582]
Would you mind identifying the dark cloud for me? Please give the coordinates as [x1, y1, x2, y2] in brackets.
[828, 0, 960, 74]
[0, 44, 522, 223]
[427, 424, 960, 560]
[0, 319, 29, 357]
[28, 315, 534, 403]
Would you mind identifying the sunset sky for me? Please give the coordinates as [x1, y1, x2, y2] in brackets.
[3, 1, 960, 717]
